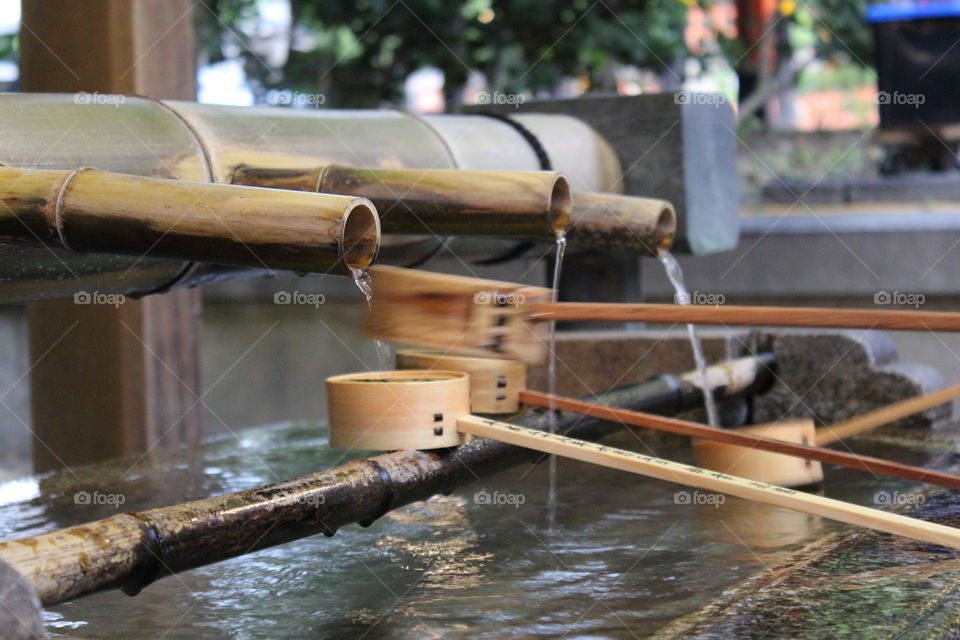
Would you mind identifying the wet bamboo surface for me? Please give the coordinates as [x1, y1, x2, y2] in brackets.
[520, 390, 960, 490]
[0, 356, 773, 606]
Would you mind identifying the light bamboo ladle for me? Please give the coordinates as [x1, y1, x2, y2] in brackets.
[519, 389, 960, 491]
[364, 266, 960, 364]
[395, 350, 960, 490]
[325, 370, 960, 550]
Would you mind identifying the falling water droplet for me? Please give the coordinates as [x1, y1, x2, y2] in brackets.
[547, 235, 566, 524]
[350, 267, 390, 370]
[658, 249, 720, 428]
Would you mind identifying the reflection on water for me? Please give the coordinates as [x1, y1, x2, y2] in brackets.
[0, 421, 935, 638]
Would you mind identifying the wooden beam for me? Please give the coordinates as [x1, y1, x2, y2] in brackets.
[20, 0, 204, 472]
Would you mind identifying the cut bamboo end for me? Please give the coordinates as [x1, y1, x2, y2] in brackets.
[364, 265, 552, 363]
[232, 164, 571, 238]
[326, 370, 471, 450]
[340, 199, 380, 271]
[567, 192, 676, 255]
[395, 350, 526, 413]
[693, 420, 824, 488]
[0, 165, 381, 275]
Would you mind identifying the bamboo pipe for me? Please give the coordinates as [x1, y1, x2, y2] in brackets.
[816, 383, 960, 445]
[0, 165, 380, 274]
[519, 390, 960, 491]
[231, 164, 571, 238]
[458, 417, 960, 550]
[0, 355, 773, 607]
[566, 192, 676, 255]
[528, 302, 960, 331]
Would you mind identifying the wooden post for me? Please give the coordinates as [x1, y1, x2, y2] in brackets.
[20, 0, 204, 471]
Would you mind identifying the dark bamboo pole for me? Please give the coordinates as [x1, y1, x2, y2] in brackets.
[520, 390, 960, 490]
[529, 302, 960, 332]
[0, 354, 774, 607]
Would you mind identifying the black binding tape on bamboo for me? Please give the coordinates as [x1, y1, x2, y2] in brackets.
[121, 513, 166, 597]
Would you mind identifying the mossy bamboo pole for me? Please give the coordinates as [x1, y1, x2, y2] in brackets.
[231, 164, 570, 238]
[0, 354, 773, 607]
[0, 165, 380, 274]
[566, 192, 676, 255]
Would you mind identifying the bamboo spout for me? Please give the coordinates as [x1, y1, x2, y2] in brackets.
[231, 164, 571, 238]
[0, 166, 380, 274]
[568, 192, 676, 255]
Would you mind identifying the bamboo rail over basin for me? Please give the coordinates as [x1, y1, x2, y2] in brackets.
[0, 356, 772, 607]
[0, 165, 380, 274]
[231, 164, 571, 238]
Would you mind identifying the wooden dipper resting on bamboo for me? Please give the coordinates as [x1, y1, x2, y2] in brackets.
[0, 165, 380, 274]
[323, 369, 960, 551]
[364, 266, 960, 363]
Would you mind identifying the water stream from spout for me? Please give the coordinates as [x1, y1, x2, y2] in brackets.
[351, 267, 391, 370]
[547, 236, 566, 524]
[657, 250, 720, 428]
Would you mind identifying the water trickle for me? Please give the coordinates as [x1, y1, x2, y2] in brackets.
[547, 236, 567, 522]
[657, 249, 720, 428]
[350, 267, 391, 370]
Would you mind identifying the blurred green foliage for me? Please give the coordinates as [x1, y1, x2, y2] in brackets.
[196, 0, 692, 107]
